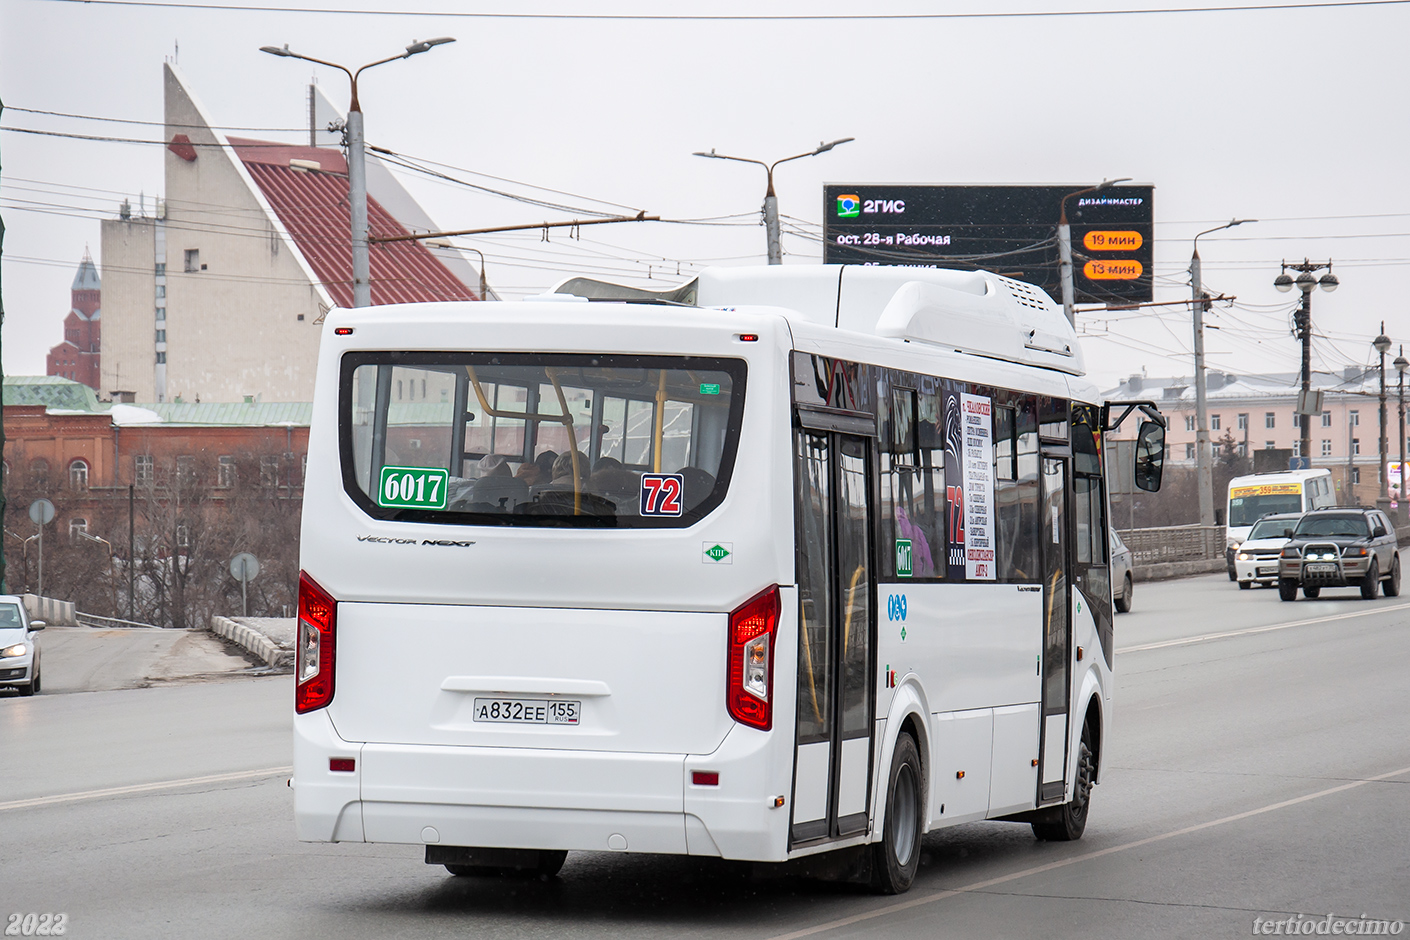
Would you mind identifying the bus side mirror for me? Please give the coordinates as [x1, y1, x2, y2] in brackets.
[1133, 420, 1165, 493]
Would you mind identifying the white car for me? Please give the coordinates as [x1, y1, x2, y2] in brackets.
[0, 595, 45, 696]
[1233, 513, 1302, 590]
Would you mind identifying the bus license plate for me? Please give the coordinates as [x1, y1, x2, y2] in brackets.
[473, 698, 581, 725]
[1306, 563, 1337, 575]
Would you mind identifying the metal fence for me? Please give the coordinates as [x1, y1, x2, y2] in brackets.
[1116, 525, 1225, 565]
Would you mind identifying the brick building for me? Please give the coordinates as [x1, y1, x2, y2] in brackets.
[44, 252, 102, 391]
[3, 376, 310, 624]
[98, 64, 486, 405]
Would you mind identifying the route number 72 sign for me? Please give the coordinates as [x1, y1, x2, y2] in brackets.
[639, 473, 685, 516]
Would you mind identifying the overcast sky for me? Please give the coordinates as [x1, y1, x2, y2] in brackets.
[4, 0, 1408, 392]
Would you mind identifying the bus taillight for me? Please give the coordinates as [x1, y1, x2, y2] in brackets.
[727, 585, 780, 731]
[296, 571, 337, 714]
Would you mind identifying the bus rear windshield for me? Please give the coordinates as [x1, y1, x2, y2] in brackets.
[339, 352, 746, 527]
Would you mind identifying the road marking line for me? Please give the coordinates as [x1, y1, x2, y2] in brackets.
[0, 766, 293, 811]
[763, 764, 1410, 940]
[1118, 601, 1410, 653]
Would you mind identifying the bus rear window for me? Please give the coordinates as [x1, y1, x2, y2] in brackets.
[339, 353, 746, 527]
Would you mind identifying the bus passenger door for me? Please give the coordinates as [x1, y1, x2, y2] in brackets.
[792, 429, 876, 845]
[1038, 456, 1071, 804]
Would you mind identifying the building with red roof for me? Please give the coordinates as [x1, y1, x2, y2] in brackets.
[99, 64, 485, 404]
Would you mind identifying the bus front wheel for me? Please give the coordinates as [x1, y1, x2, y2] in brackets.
[1033, 721, 1094, 843]
[871, 732, 923, 895]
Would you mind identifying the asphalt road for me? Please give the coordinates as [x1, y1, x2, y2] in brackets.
[13, 626, 259, 695]
[2, 571, 1406, 939]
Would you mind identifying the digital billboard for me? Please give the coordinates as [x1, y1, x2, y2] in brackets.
[822, 184, 1154, 305]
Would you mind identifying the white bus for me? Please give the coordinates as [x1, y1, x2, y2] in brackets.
[294, 265, 1165, 893]
[1224, 469, 1336, 578]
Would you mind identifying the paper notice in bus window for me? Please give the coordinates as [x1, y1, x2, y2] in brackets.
[961, 393, 996, 581]
[378, 465, 449, 510]
[640, 473, 684, 516]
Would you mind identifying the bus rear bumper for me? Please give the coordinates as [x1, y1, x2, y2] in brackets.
[294, 714, 791, 861]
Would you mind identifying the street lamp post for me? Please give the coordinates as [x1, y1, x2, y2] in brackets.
[1395, 346, 1408, 521]
[1374, 326, 1392, 510]
[260, 37, 455, 307]
[1056, 178, 1132, 326]
[692, 139, 854, 265]
[429, 241, 488, 302]
[1190, 219, 1255, 526]
[1274, 259, 1339, 468]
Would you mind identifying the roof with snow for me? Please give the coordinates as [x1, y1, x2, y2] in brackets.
[4, 377, 310, 426]
[227, 137, 478, 309]
[4, 376, 104, 412]
[1104, 368, 1388, 403]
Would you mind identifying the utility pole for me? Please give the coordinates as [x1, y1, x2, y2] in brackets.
[692, 139, 854, 265]
[1395, 346, 1408, 521]
[1057, 178, 1131, 326]
[1374, 325, 1392, 510]
[128, 484, 135, 621]
[1191, 219, 1255, 526]
[1274, 259, 1339, 470]
[261, 37, 456, 308]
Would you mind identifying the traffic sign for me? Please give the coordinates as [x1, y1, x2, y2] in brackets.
[230, 552, 260, 582]
[230, 552, 260, 618]
[28, 498, 55, 526]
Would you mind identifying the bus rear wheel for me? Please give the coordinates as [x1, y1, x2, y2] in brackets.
[871, 732, 923, 895]
[1033, 721, 1094, 843]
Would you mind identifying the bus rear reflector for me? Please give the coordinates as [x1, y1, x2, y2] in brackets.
[726, 585, 780, 731]
[295, 571, 337, 714]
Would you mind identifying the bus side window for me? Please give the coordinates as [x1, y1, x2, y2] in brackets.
[994, 397, 1039, 581]
[880, 382, 944, 579]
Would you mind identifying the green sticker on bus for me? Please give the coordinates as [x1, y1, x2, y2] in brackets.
[895, 539, 913, 578]
[699, 383, 721, 395]
[378, 465, 449, 510]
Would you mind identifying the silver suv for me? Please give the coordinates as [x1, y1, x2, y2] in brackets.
[1276, 508, 1402, 601]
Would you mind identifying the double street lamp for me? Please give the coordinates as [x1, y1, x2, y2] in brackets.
[693, 139, 854, 265]
[1374, 326, 1392, 509]
[1274, 259, 1339, 465]
[260, 37, 456, 308]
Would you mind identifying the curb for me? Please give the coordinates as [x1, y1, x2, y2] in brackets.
[1134, 558, 1227, 582]
[209, 615, 294, 668]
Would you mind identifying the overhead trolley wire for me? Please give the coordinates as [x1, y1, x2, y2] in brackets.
[35, 0, 1410, 19]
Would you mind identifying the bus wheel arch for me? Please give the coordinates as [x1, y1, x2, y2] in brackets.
[1082, 696, 1103, 785]
[871, 729, 924, 893]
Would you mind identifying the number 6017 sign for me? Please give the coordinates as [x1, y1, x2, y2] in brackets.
[639, 473, 684, 516]
[377, 465, 449, 510]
